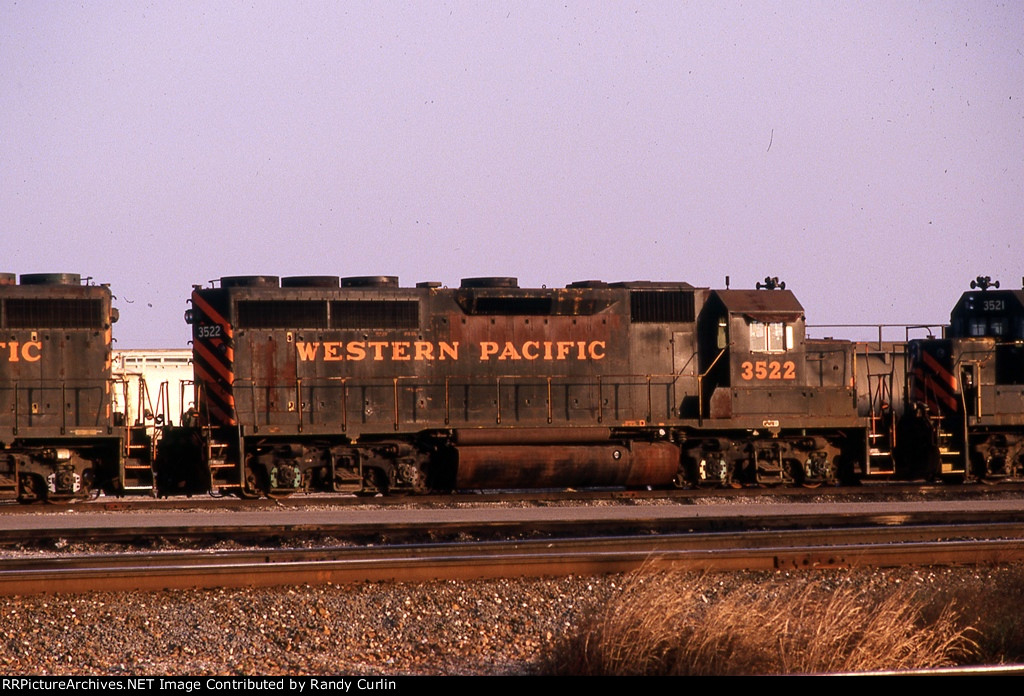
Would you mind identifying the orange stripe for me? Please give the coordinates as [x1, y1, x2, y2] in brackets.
[205, 400, 236, 426]
[208, 336, 234, 362]
[191, 291, 233, 335]
[931, 386, 958, 411]
[924, 376, 958, 412]
[911, 388, 944, 416]
[921, 350, 957, 391]
[910, 367, 958, 413]
[194, 364, 235, 406]
[195, 342, 234, 384]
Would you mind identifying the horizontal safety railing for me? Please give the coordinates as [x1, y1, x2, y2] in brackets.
[0, 380, 116, 436]
[229, 372, 690, 433]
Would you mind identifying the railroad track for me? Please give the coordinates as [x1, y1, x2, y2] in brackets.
[4, 522, 1024, 596]
[4, 498, 1024, 547]
[3, 481, 1021, 514]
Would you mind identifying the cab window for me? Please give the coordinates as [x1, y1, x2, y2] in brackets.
[750, 321, 790, 353]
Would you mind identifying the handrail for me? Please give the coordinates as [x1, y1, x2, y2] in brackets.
[697, 347, 729, 425]
[807, 323, 946, 348]
[230, 372, 693, 431]
[3, 379, 114, 435]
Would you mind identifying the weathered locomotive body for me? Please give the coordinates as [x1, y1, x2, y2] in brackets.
[905, 278, 1024, 480]
[0, 273, 153, 501]
[184, 275, 865, 496]
[13, 271, 1017, 502]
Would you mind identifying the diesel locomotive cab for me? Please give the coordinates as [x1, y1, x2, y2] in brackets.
[906, 277, 1024, 480]
[692, 281, 863, 486]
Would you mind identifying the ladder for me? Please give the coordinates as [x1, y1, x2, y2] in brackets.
[195, 382, 241, 492]
[118, 378, 158, 495]
[862, 346, 896, 475]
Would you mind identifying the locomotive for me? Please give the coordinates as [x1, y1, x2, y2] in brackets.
[0, 273, 154, 501]
[1, 271, 1021, 502]
[181, 274, 864, 497]
[902, 276, 1024, 481]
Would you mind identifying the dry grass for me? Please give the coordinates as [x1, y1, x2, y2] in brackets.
[544, 568, 979, 675]
[924, 565, 1024, 664]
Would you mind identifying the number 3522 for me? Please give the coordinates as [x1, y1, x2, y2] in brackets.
[740, 360, 796, 380]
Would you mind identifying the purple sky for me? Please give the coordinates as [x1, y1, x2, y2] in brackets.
[2, 1, 1021, 347]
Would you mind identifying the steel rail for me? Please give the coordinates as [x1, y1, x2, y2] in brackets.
[4, 507, 1024, 546]
[3, 481, 1022, 514]
[2, 525, 1024, 596]
[3, 521, 1023, 568]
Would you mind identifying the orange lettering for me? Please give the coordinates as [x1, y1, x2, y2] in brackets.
[414, 342, 434, 360]
[391, 342, 411, 360]
[498, 342, 522, 360]
[296, 342, 320, 361]
[22, 342, 42, 362]
[323, 342, 343, 361]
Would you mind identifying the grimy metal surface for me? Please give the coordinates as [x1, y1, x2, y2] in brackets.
[905, 281, 1024, 479]
[192, 278, 701, 437]
[183, 274, 873, 494]
[0, 274, 123, 501]
[453, 442, 680, 489]
[0, 275, 114, 438]
[5, 271, 1024, 501]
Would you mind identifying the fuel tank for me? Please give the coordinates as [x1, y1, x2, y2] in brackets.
[453, 441, 680, 489]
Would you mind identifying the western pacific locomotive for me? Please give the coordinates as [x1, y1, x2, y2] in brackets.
[182, 274, 862, 497]
[1, 272, 1021, 502]
[902, 276, 1024, 481]
[0, 273, 155, 501]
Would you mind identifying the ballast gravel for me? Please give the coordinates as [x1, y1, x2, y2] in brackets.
[0, 575, 616, 675]
[1, 566, 1020, 675]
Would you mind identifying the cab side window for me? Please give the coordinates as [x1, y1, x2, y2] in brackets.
[750, 321, 790, 353]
